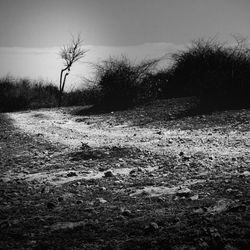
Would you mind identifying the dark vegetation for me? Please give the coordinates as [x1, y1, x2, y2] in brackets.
[0, 76, 100, 112]
[1, 37, 250, 113]
[165, 38, 250, 110]
[89, 56, 160, 110]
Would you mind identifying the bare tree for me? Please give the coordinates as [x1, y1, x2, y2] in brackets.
[58, 34, 88, 106]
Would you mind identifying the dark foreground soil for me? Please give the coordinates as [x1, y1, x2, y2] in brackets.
[0, 98, 250, 250]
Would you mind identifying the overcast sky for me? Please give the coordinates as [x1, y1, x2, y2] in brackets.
[0, 0, 249, 88]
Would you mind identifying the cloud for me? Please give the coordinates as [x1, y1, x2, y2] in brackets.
[0, 43, 184, 90]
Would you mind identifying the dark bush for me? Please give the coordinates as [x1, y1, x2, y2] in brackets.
[63, 85, 102, 106]
[0, 76, 60, 112]
[0, 76, 102, 112]
[93, 56, 160, 110]
[166, 38, 250, 110]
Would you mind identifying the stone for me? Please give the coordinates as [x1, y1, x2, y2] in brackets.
[190, 194, 199, 201]
[97, 198, 108, 204]
[99, 166, 107, 172]
[76, 200, 83, 205]
[223, 244, 239, 250]
[67, 172, 78, 177]
[47, 202, 56, 209]
[58, 196, 64, 202]
[179, 151, 184, 157]
[156, 131, 163, 135]
[104, 170, 114, 178]
[242, 171, 250, 177]
[121, 208, 132, 217]
[145, 222, 159, 233]
[129, 169, 136, 175]
[176, 187, 192, 198]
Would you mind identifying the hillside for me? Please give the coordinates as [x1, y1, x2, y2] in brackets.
[1, 97, 250, 249]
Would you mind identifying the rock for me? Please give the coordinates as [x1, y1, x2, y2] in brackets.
[99, 187, 107, 191]
[41, 186, 50, 194]
[49, 221, 86, 231]
[198, 239, 209, 249]
[157, 197, 165, 202]
[47, 202, 56, 209]
[137, 167, 143, 172]
[182, 156, 190, 161]
[156, 131, 163, 135]
[83, 207, 94, 212]
[104, 170, 114, 178]
[193, 208, 205, 214]
[129, 169, 137, 177]
[99, 166, 107, 172]
[58, 196, 64, 202]
[223, 244, 239, 250]
[190, 194, 199, 201]
[76, 200, 83, 204]
[67, 172, 78, 177]
[207, 199, 234, 214]
[242, 171, 250, 177]
[81, 142, 91, 150]
[179, 151, 184, 157]
[209, 227, 222, 240]
[145, 222, 159, 233]
[121, 208, 132, 217]
[176, 187, 192, 198]
[228, 204, 246, 212]
[96, 198, 108, 204]
[116, 215, 126, 221]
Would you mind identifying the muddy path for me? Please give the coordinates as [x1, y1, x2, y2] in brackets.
[1, 98, 250, 249]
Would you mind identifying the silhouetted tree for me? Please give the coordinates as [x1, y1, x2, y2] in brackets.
[58, 34, 88, 106]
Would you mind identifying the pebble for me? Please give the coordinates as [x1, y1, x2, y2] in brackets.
[190, 194, 199, 201]
[76, 200, 83, 204]
[145, 222, 159, 232]
[99, 166, 107, 172]
[104, 170, 114, 178]
[58, 196, 64, 202]
[97, 198, 108, 204]
[47, 202, 56, 209]
[242, 171, 250, 177]
[179, 151, 184, 157]
[156, 131, 163, 135]
[121, 208, 132, 217]
[67, 172, 78, 177]
[176, 187, 192, 198]
[129, 169, 137, 175]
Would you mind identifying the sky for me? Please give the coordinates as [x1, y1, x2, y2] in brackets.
[0, 0, 249, 88]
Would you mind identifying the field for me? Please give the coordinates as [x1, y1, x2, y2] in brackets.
[1, 97, 249, 249]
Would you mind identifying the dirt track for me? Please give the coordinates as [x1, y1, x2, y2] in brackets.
[1, 98, 250, 249]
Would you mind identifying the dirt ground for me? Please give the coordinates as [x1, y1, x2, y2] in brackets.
[0, 97, 250, 250]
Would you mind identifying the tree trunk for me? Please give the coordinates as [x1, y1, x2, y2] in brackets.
[58, 67, 68, 107]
